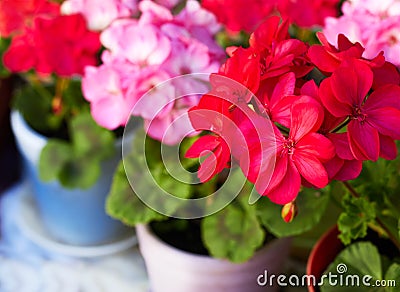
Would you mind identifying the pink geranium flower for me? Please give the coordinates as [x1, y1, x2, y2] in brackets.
[61, 0, 138, 31]
[100, 19, 172, 66]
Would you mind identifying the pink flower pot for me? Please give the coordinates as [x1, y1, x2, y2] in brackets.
[136, 224, 292, 292]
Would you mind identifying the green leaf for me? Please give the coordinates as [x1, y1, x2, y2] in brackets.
[13, 83, 62, 133]
[202, 189, 265, 263]
[385, 263, 400, 292]
[257, 187, 330, 237]
[39, 140, 73, 182]
[338, 193, 376, 245]
[321, 242, 383, 292]
[70, 113, 115, 160]
[0, 37, 11, 77]
[106, 161, 165, 226]
[58, 158, 101, 189]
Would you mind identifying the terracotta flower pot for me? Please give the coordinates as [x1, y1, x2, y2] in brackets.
[11, 111, 131, 245]
[306, 225, 344, 292]
[136, 224, 292, 292]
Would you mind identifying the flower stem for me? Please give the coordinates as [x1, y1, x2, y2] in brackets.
[332, 119, 350, 133]
[341, 181, 400, 250]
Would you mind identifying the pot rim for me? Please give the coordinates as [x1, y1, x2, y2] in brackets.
[136, 223, 291, 267]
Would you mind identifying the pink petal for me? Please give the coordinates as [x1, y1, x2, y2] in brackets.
[333, 159, 363, 181]
[296, 133, 335, 161]
[264, 159, 301, 205]
[367, 107, 400, 139]
[348, 120, 380, 161]
[293, 152, 329, 188]
[290, 101, 324, 141]
[331, 60, 373, 106]
[379, 134, 397, 160]
[319, 78, 352, 117]
[91, 97, 129, 130]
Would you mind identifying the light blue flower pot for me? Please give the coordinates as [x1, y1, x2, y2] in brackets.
[11, 111, 131, 246]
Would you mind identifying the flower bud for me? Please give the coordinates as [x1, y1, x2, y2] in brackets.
[281, 201, 297, 223]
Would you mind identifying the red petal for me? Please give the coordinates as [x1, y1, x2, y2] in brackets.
[296, 133, 335, 162]
[367, 107, 400, 139]
[185, 135, 219, 158]
[372, 62, 400, 89]
[290, 101, 324, 141]
[307, 45, 340, 73]
[319, 78, 351, 117]
[379, 134, 397, 160]
[197, 152, 217, 183]
[327, 133, 355, 160]
[270, 72, 296, 106]
[348, 121, 380, 161]
[264, 160, 301, 205]
[334, 159, 363, 181]
[324, 156, 344, 180]
[294, 152, 329, 188]
[331, 60, 373, 106]
[364, 84, 400, 111]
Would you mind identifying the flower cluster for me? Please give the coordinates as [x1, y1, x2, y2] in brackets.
[2, 1, 101, 77]
[82, 0, 224, 144]
[187, 16, 400, 208]
[324, 0, 400, 66]
[202, 0, 340, 33]
[61, 0, 139, 31]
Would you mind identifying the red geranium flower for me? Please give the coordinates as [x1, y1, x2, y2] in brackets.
[201, 0, 275, 33]
[253, 100, 335, 204]
[249, 16, 313, 80]
[0, 0, 59, 37]
[308, 33, 400, 88]
[277, 0, 340, 28]
[319, 59, 400, 161]
[3, 14, 101, 77]
[300, 80, 363, 181]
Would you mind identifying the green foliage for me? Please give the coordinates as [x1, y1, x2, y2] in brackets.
[106, 161, 166, 226]
[336, 152, 400, 246]
[202, 182, 265, 263]
[39, 113, 115, 189]
[0, 37, 11, 77]
[107, 129, 193, 225]
[338, 193, 377, 245]
[13, 82, 63, 134]
[321, 242, 399, 292]
[257, 186, 330, 237]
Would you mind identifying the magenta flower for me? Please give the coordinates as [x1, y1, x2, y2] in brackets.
[319, 59, 400, 161]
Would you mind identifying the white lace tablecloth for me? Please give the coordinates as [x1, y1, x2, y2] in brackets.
[0, 182, 149, 292]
